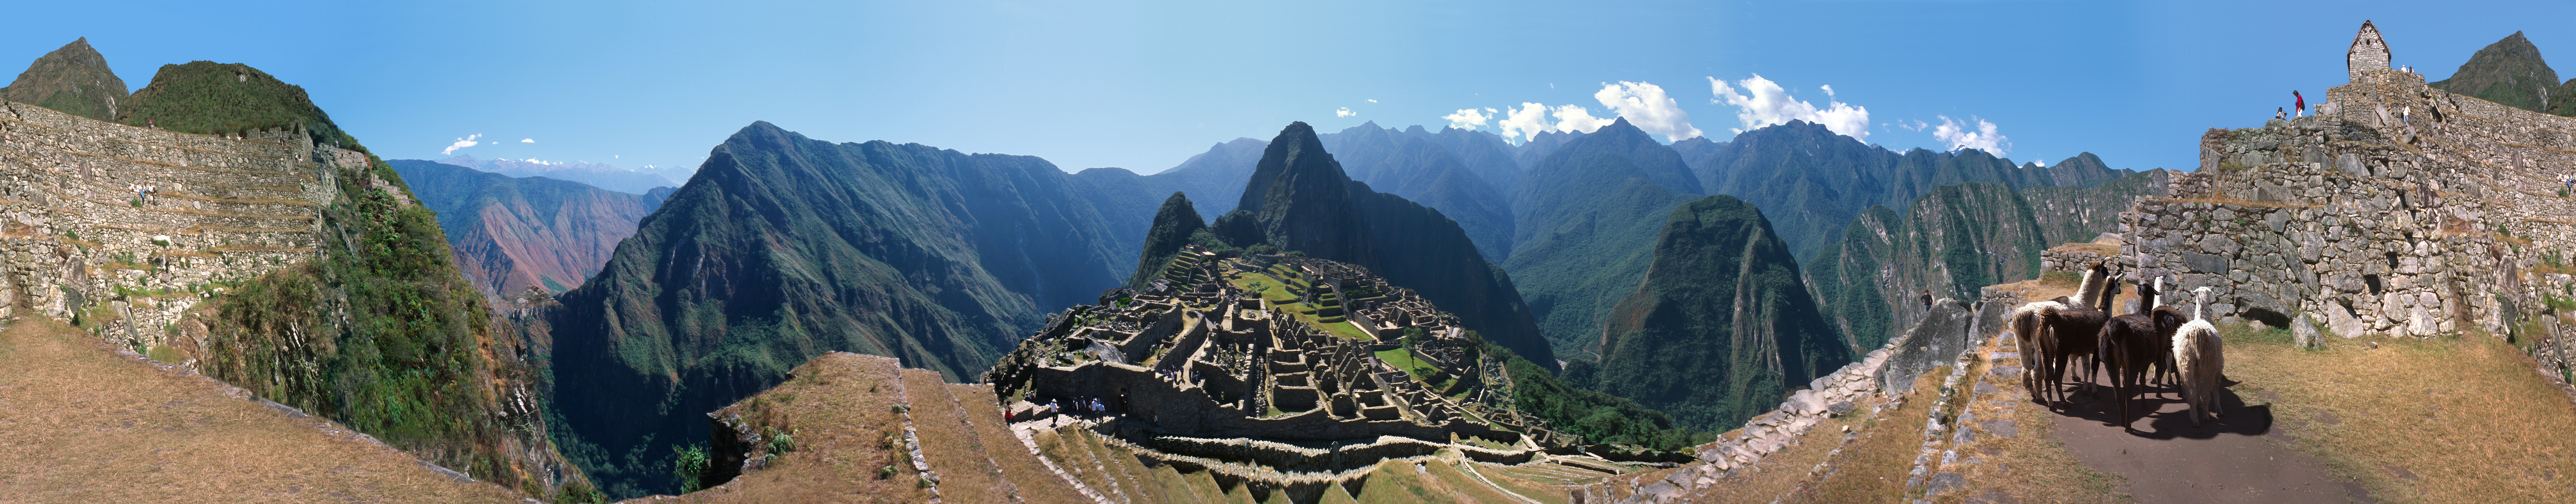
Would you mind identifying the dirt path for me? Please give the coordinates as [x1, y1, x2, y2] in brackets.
[2043, 371, 2371, 503]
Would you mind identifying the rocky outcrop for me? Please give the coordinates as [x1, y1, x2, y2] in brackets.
[1, 38, 128, 121]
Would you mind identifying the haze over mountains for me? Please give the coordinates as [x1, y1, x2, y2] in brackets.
[438, 155, 680, 195]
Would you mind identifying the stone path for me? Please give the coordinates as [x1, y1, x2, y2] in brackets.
[1938, 326, 2371, 503]
[2043, 368, 2370, 503]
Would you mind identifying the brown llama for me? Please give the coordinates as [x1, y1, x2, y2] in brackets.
[2008, 261, 2114, 408]
[2096, 277, 2187, 429]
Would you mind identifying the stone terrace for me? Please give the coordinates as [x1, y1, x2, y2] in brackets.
[0, 100, 346, 354]
[982, 247, 1609, 493]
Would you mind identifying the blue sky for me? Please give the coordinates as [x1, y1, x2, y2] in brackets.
[9, 1, 2571, 177]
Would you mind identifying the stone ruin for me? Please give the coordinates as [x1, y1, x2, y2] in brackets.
[2117, 21, 2576, 381]
[0, 100, 353, 355]
[982, 246, 1619, 489]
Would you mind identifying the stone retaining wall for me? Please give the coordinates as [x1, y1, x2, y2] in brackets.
[0, 101, 340, 352]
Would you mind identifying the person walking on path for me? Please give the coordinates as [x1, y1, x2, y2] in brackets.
[2293, 91, 2306, 117]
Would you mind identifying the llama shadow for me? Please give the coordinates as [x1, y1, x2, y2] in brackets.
[2050, 380, 2271, 439]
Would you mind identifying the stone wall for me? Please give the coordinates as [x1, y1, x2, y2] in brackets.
[2118, 25, 2576, 351]
[2040, 242, 2132, 278]
[0, 100, 340, 352]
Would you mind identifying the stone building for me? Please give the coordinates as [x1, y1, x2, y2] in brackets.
[0, 100, 350, 353]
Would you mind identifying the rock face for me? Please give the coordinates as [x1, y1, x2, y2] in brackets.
[1592, 195, 1853, 430]
[1211, 121, 1556, 367]
[1806, 170, 2168, 350]
[1671, 120, 2132, 261]
[1, 38, 128, 121]
[389, 159, 663, 298]
[543, 121, 1128, 495]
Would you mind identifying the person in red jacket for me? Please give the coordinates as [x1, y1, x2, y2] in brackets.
[2293, 91, 2307, 117]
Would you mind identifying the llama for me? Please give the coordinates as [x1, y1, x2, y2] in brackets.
[2095, 277, 2187, 429]
[2172, 286, 2227, 426]
[2008, 261, 2115, 407]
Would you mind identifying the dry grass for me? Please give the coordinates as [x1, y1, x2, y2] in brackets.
[2221, 328, 2576, 504]
[0, 317, 526, 503]
[1939, 336, 2130, 504]
[636, 353, 928, 503]
[1787, 368, 1946, 503]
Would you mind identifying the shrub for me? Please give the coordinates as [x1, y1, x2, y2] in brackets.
[879, 465, 898, 479]
[768, 427, 795, 453]
[554, 480, 604, 503]
[670, 445, 710, 493]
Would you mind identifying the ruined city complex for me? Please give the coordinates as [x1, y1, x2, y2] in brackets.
[981, 246, 1638, 494]
[2120, 20, 2576, 376]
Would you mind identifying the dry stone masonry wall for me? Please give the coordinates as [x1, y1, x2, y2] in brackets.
[0, 100, 341, 352]
[2120, 23, 2576, 380]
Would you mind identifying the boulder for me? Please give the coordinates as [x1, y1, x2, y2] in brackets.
[2326, 303, 2365, 338]
[2292, 313, 2321, 349]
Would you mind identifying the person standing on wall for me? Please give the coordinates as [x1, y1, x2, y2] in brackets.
[2293, 91, 2306, 117]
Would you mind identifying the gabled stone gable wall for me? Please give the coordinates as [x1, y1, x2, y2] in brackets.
[2349, 21, 2390, 84]
[0, 100, 339, 353]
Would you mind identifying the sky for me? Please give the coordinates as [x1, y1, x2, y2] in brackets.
[9, 1, 2574, 179]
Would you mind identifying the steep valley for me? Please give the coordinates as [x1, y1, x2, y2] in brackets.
[391, 159, 665, 299]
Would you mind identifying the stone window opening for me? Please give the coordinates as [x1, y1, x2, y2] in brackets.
[2365, 274, 2385, 295]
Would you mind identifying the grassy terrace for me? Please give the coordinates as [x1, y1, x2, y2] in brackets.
[1222, 260, 1376, 341]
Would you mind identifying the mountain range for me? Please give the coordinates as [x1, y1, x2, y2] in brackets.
[439, 155, 681, 195]
[539, 122, 1132, 494]
[391, 159, 669, 299]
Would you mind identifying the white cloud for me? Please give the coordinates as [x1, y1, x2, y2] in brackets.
[1498, 102, 1552, 143]
[1707, 75, 1871, 141]
[1493, 102, 1617, 143]
[520, 138, 535, 143]
[1443, 108, 1494, 130]
[442, 134, 481, 155]
[1549, 104, 1612, 134]
[1336, 107, 1356, 117]
[1895, 119, 1928, 132]
[1366, 99, 1378, 103]
[1593, 81, 1702, 141]
[1932, 115, 2009, 155]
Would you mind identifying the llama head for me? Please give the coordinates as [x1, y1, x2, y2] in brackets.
[2190, 286, 2213, 321]
[2074, 261, 2108, 308]
[2133, 277, 2161, 313]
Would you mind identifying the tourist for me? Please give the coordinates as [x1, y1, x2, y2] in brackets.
[2276, 107, 2287, 120]
[2293, 91, 2306, 117]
